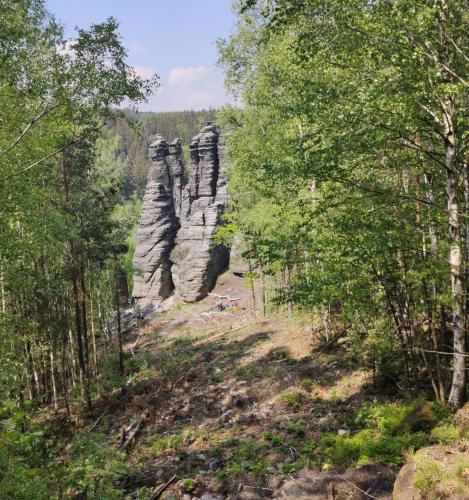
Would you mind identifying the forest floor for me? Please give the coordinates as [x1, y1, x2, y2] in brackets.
[82, 271, 399, 499]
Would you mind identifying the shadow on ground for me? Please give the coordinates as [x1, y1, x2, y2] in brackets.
[89, 311, 397, 499]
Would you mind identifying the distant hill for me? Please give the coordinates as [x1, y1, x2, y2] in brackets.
[109, 108, 218, 196]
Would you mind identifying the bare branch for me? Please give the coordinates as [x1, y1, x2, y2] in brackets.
[0, 102, 61, 158]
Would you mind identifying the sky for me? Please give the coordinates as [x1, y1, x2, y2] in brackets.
[46, 0, 237, 112]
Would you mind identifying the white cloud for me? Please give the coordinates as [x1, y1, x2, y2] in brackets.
[168, 66, 209, 87]
[135, 65, 237, 112]
[56, 39, 76, 56]
[133, 66, 157, 80]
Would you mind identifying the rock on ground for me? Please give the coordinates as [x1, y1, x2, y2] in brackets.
[393, 444, 469, 499]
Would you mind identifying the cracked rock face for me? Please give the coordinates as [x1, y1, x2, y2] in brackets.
[132, 137, 179, 302]
[132, 123, 229, 304]
[171, 123, 230, 302]
[168, 138, 185, 218]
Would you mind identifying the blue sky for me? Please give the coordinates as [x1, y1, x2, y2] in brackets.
[46, 0, 237, 111]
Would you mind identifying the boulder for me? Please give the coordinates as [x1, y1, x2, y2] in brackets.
[393, 444, 469, 499]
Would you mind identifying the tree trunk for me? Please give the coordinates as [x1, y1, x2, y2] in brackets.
[88, 264, 99, 377]
[443, 98, 467, 408]
[116, 277, 124, 375]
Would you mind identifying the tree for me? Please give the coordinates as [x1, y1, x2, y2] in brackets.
[219, 0, 468, 406]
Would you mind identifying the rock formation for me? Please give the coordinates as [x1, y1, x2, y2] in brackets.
[172, 123, 230, 302]
[132, 123, 229, 303]
[132, 136, 179, 302]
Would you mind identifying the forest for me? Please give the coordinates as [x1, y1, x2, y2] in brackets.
[0, 0, 468, 499]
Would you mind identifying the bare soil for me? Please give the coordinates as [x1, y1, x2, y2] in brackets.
[91, 271, 397, 499]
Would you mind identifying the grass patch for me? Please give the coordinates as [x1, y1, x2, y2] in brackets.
[413, 456, 443, 497]
[320, 399, 449, 468]
[321, 429, 426, 467]
[279, 389, 305, 410]
[430, 423, 460, 445]
[150, 433, 183, 456]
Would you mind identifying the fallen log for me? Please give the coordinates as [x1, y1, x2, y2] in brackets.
[119, 410, 150, 450]
[150, 475, 177, 499]
[194, 322, 252, 346]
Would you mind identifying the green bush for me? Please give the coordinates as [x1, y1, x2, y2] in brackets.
[151, 433, 183, 456]
[182, 478, 197, 492]
[280, 390, 304, 409]
[62, 434, 128, 498]
[430, 423, 460, 445]
[0, 421, 128, 499]
[321, 428, 427, 467]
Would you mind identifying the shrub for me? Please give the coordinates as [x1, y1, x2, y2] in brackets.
[413, 457, 443, 497]
[151, 433, 183, 456]
[182, 478, 197, 492]
[321, 429, 426, 467]
[430, 423, 460, 445]
[0, 412, 128, 499]
[301, 378, 314, 391]
[355, 400, 439, 436]
[280, 390, 304, 410]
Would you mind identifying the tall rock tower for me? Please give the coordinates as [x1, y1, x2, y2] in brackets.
[132, 136, 179, 302]
[132, 123, 229, 304]
[171, 123, 230, 302]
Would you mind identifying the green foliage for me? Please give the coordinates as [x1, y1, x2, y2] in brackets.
[219, 0, 468, 404]
[355, 402, 412, 435]
[430, 424, 460, 445]
[321, 429, 426, 467]
[0, 3, 158, 495]
[263, 431, 284, 446]
[320, 400, 447, 467]
[182, 478, 197, 492]
[62, 434, 128, 498]
[279, 390, 304, 410]
[0, 412, 127, 499]
[221, 441, 268, 477]
[151, 433, 183, 456]
[300, 378, 314, 391]
[413, 457, 443, 497]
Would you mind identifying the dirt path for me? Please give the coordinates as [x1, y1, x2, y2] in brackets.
[95, 272, 396, 499]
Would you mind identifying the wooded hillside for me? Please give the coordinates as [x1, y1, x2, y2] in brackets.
[0, 0, 467, 498]
[218, 0, 468, 410]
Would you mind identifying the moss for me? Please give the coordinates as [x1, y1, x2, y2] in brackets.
[321, 429, 426, 467]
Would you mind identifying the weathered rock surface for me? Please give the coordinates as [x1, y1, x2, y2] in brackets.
[132, 136, 179, 301]
[393, 444, 469, 499]
[133, 123, 229, 303]
[167, 138, 185, 218]
[171, 123, 230, 302]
